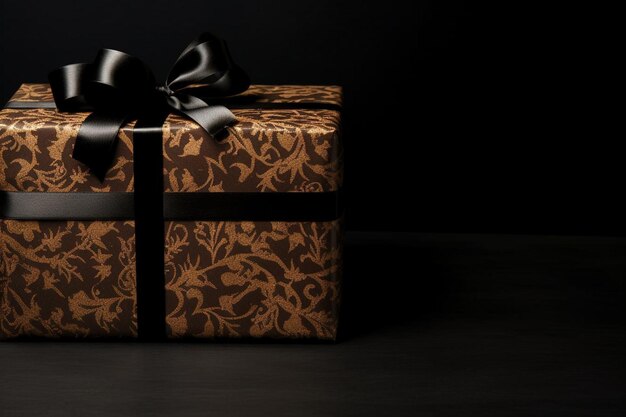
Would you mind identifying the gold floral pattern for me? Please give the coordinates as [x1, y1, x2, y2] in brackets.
[0, 84, 343, 340]
[0, 220, 137, 338]
[164, 220, 341, 339]
[0, 218, 341, 339]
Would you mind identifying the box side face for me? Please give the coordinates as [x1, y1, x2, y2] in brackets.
[0, 219, 341, 340]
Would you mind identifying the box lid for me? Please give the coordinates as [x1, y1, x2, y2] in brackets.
[0, 84, 342, 193]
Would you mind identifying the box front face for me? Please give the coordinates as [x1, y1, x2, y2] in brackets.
[0, 84, 343, 340]
[0, 219, 341, 339]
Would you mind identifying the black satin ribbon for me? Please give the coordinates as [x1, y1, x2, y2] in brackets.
[48, 33, 250, 181]
[133, 108, 169, 340]
[0, 191, 343, 221]
[43, 33, 250, 340]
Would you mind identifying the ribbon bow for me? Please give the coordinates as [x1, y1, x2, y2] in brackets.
[48, 33, 250, 181]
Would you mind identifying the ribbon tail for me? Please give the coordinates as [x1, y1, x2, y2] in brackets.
[168, 94, 236, 137]
[73, 111, 128, 181]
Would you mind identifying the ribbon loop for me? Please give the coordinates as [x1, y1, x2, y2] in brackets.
[49, 63, 94, 111]
[48, 32, 250, 181]
[88, 49, 156, 109]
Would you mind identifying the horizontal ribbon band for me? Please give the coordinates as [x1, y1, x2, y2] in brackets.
[4, 100, 342, 112]
[0, 190, 342, 221]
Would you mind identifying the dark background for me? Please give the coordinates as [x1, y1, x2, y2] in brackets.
[1, 4, 624, 415]
[0, 0, 615, 234]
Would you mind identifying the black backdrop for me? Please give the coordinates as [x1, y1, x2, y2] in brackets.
[0, 0, 616, 234]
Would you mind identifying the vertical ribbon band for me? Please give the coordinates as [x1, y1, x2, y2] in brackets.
[133, 110, 169, 340]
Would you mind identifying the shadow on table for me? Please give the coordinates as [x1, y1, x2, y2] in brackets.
[339, 232, 452, 341]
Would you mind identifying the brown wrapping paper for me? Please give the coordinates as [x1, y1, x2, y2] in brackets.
[0, 84, 343, 340]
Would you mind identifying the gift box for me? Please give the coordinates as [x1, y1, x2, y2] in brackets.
[0, 70, 343, 339]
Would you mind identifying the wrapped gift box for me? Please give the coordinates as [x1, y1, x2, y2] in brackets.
[0, 83, 343, 340]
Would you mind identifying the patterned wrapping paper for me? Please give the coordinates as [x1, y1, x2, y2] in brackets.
[0, 84, 343, 340]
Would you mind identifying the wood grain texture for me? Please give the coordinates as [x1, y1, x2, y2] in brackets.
[1, 232, 625, 416]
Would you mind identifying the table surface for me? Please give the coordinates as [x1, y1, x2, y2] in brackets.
[1, 232, 625, 417]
